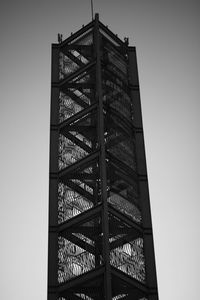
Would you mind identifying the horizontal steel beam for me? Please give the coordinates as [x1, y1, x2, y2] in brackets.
[61, 88, 89, 110]
[99, 21, 127, 48]
[65, 51, 86, 68]
[59, 150, 99, 177]
[60, 173, 97, 180]
[61, 83, 95, 89]
[59, 103, 97, 129]
[107, 152, 138, 180]
[62, 233, 96, 255]
[55, 61, 96, 87]
[110, 231, 141, 251]
[58, 266, 104, 292]
[62, 179, 94, 203]
[59, 20, 94, 48]
[108, 204, 142, 232]
[60, 131, 92, 154]
[61, 227, 101, 235]
[111, 267, 148, 294]
[58, 204, 102, 233]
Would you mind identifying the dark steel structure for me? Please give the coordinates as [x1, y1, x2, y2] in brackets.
[48, 14, 159, 300]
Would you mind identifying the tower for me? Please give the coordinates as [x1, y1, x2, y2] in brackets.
[48, 13, 159, 300]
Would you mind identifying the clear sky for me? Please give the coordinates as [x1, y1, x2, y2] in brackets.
[0, 0, 199, 299]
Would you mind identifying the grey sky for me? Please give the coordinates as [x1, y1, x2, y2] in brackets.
[0, 1, 199, 299]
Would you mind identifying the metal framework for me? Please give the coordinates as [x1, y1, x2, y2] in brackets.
[48, 14, 159, 300]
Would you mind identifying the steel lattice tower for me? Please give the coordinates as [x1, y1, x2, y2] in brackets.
[48, 14, 159, 300]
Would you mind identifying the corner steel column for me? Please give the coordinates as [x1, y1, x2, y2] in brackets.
[94, 14, 112, 300]
[48, 45, 59, 300]
[128, 47, 159, 299]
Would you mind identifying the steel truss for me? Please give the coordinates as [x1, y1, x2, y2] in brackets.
[48, 13, 159, 300]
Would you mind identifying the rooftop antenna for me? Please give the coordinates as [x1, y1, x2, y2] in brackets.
[91, 0, 94, 20]
[58, 33, 63, 43]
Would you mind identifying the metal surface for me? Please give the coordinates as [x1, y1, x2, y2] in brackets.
[48, 13, 159, 300]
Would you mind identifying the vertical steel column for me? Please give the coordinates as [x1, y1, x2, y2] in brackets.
[94, 13, 112, 300]
[48, 45, 59, 300]
[128, 47, 159, 299]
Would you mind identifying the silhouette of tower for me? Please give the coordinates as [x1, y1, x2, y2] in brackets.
[48, 13, 159, 300]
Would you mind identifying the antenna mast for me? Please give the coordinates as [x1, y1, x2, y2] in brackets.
[91, 0, 94, 20]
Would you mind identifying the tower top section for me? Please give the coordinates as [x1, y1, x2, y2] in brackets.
[56, 13, 129, 49]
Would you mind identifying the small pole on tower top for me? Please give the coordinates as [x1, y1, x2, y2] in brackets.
[91, 0, 94, 20]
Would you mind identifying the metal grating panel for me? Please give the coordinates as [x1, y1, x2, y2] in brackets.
[110, 238, 146, 283]
[59, 134, 89, 170]
[58, 216, 103, 283]
[109, 214, 145, 283]
[58, 182, 94, 223]
[58, 236, 96, 283]
[59, 52, 79, 80]
[59, 91, 83, 123]
[108, 193, 141, 224]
